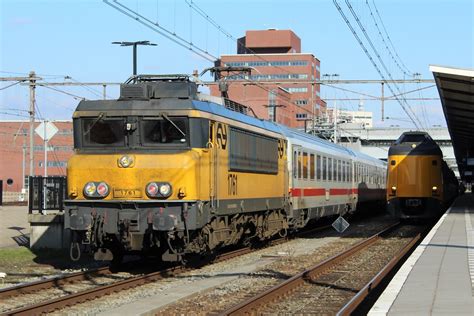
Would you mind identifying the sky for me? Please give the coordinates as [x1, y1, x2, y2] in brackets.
[1, 0, 473, 128]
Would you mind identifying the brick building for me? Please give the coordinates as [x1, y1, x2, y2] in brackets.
[210, 29, 326, 129]
[0, 120, 73, 194]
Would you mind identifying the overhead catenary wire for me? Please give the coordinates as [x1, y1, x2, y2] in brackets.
[37, 84, 87, 101]
[370, 0, 412, 75]
[103, 0, 217, 62]
[333, 0, 422, 130]
[0, 81, 22, 90]
[365, 0, 412, 76]
[67, 77, 108, 99]
[344, 0, 422, 128]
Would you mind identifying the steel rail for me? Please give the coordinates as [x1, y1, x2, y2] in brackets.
[1, 222, 335, 315]
[0, 266, 112, 299]
[336, 231, 422, 315]
[221, 222, 400, 315]
[2, 225, 330, 315]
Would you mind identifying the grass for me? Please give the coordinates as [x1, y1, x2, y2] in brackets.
[0, 247, 72, 266]
[0, 247, 36, 265]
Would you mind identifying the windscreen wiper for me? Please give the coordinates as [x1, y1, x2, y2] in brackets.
[161, 113, 186, 138]
[84, 112, 106, 135]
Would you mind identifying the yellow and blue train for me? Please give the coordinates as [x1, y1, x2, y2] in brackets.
[64, 75, 386, 262]
[386, 131, 458, 220]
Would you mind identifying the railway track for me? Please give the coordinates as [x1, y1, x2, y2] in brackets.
[1, 224, 333, 315]
[219, 222, 424, 315]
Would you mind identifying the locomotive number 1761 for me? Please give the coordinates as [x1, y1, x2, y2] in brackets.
[228, 174, 238, 196]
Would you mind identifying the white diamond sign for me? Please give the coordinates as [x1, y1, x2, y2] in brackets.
[35, 121, 58, 141]
[332, 216, 350, 233]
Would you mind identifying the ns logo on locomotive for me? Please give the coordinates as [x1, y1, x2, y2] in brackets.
[64, 75, 387, 263]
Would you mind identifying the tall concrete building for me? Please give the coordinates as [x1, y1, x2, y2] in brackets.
[210, 29, 326, 128]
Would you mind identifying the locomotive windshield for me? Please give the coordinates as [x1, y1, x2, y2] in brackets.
[74, 115, 190, 149]
[82, 118, 126, 146]
[141, 117, 187, 145]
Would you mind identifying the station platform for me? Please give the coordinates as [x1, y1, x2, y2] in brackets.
[369, 193, 474, 315]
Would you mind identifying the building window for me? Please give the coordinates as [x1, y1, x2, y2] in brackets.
[38, 161, 68, 167]
[286, 87, 308, 93]
[227, 73, 308, 81]
[295, 99, 308, 106]
[224, 60, 309, 67]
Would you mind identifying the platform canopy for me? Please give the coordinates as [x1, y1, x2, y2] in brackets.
[430, 65, 474, 182]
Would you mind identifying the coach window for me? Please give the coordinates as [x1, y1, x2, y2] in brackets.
[349, 162, 352, 182]
[328, 157, 333, 181]
[334, 160, 338, 182]
[298, 151, 302, 179]
[344, 161, 347, 182]
[310, 153, 315, 180]
[347, 162, 350, 182]
[337, 160, 341, 181]
[293, 151, 297, 179]
[322, 157, 327, 181]
[317, 155, 321, 180]
[303, 152, 308, 180]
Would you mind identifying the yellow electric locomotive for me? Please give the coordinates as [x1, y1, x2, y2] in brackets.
[65, 75, 288, 262]
[386, 131, 458, 220]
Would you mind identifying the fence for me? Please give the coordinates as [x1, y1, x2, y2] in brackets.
[28, 176, 67, 213]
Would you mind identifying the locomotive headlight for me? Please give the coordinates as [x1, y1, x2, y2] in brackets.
[119, 155, 134, 168]
[389, 186, 397, 196]
[146, 182, 159, 197]
[146, 182, 172, 198]
[84, 182, 97, 197]
[432, 186, 438, 191]
[159, 183, 172, 197]
[96, 182, 109, 197]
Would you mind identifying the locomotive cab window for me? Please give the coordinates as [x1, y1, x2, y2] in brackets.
[140, 117, 188, 146]
[81, 118, 126, 147]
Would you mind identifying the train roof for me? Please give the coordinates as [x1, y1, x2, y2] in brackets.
[74, 78, 385, 166]
[389, 131, 442, 156]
